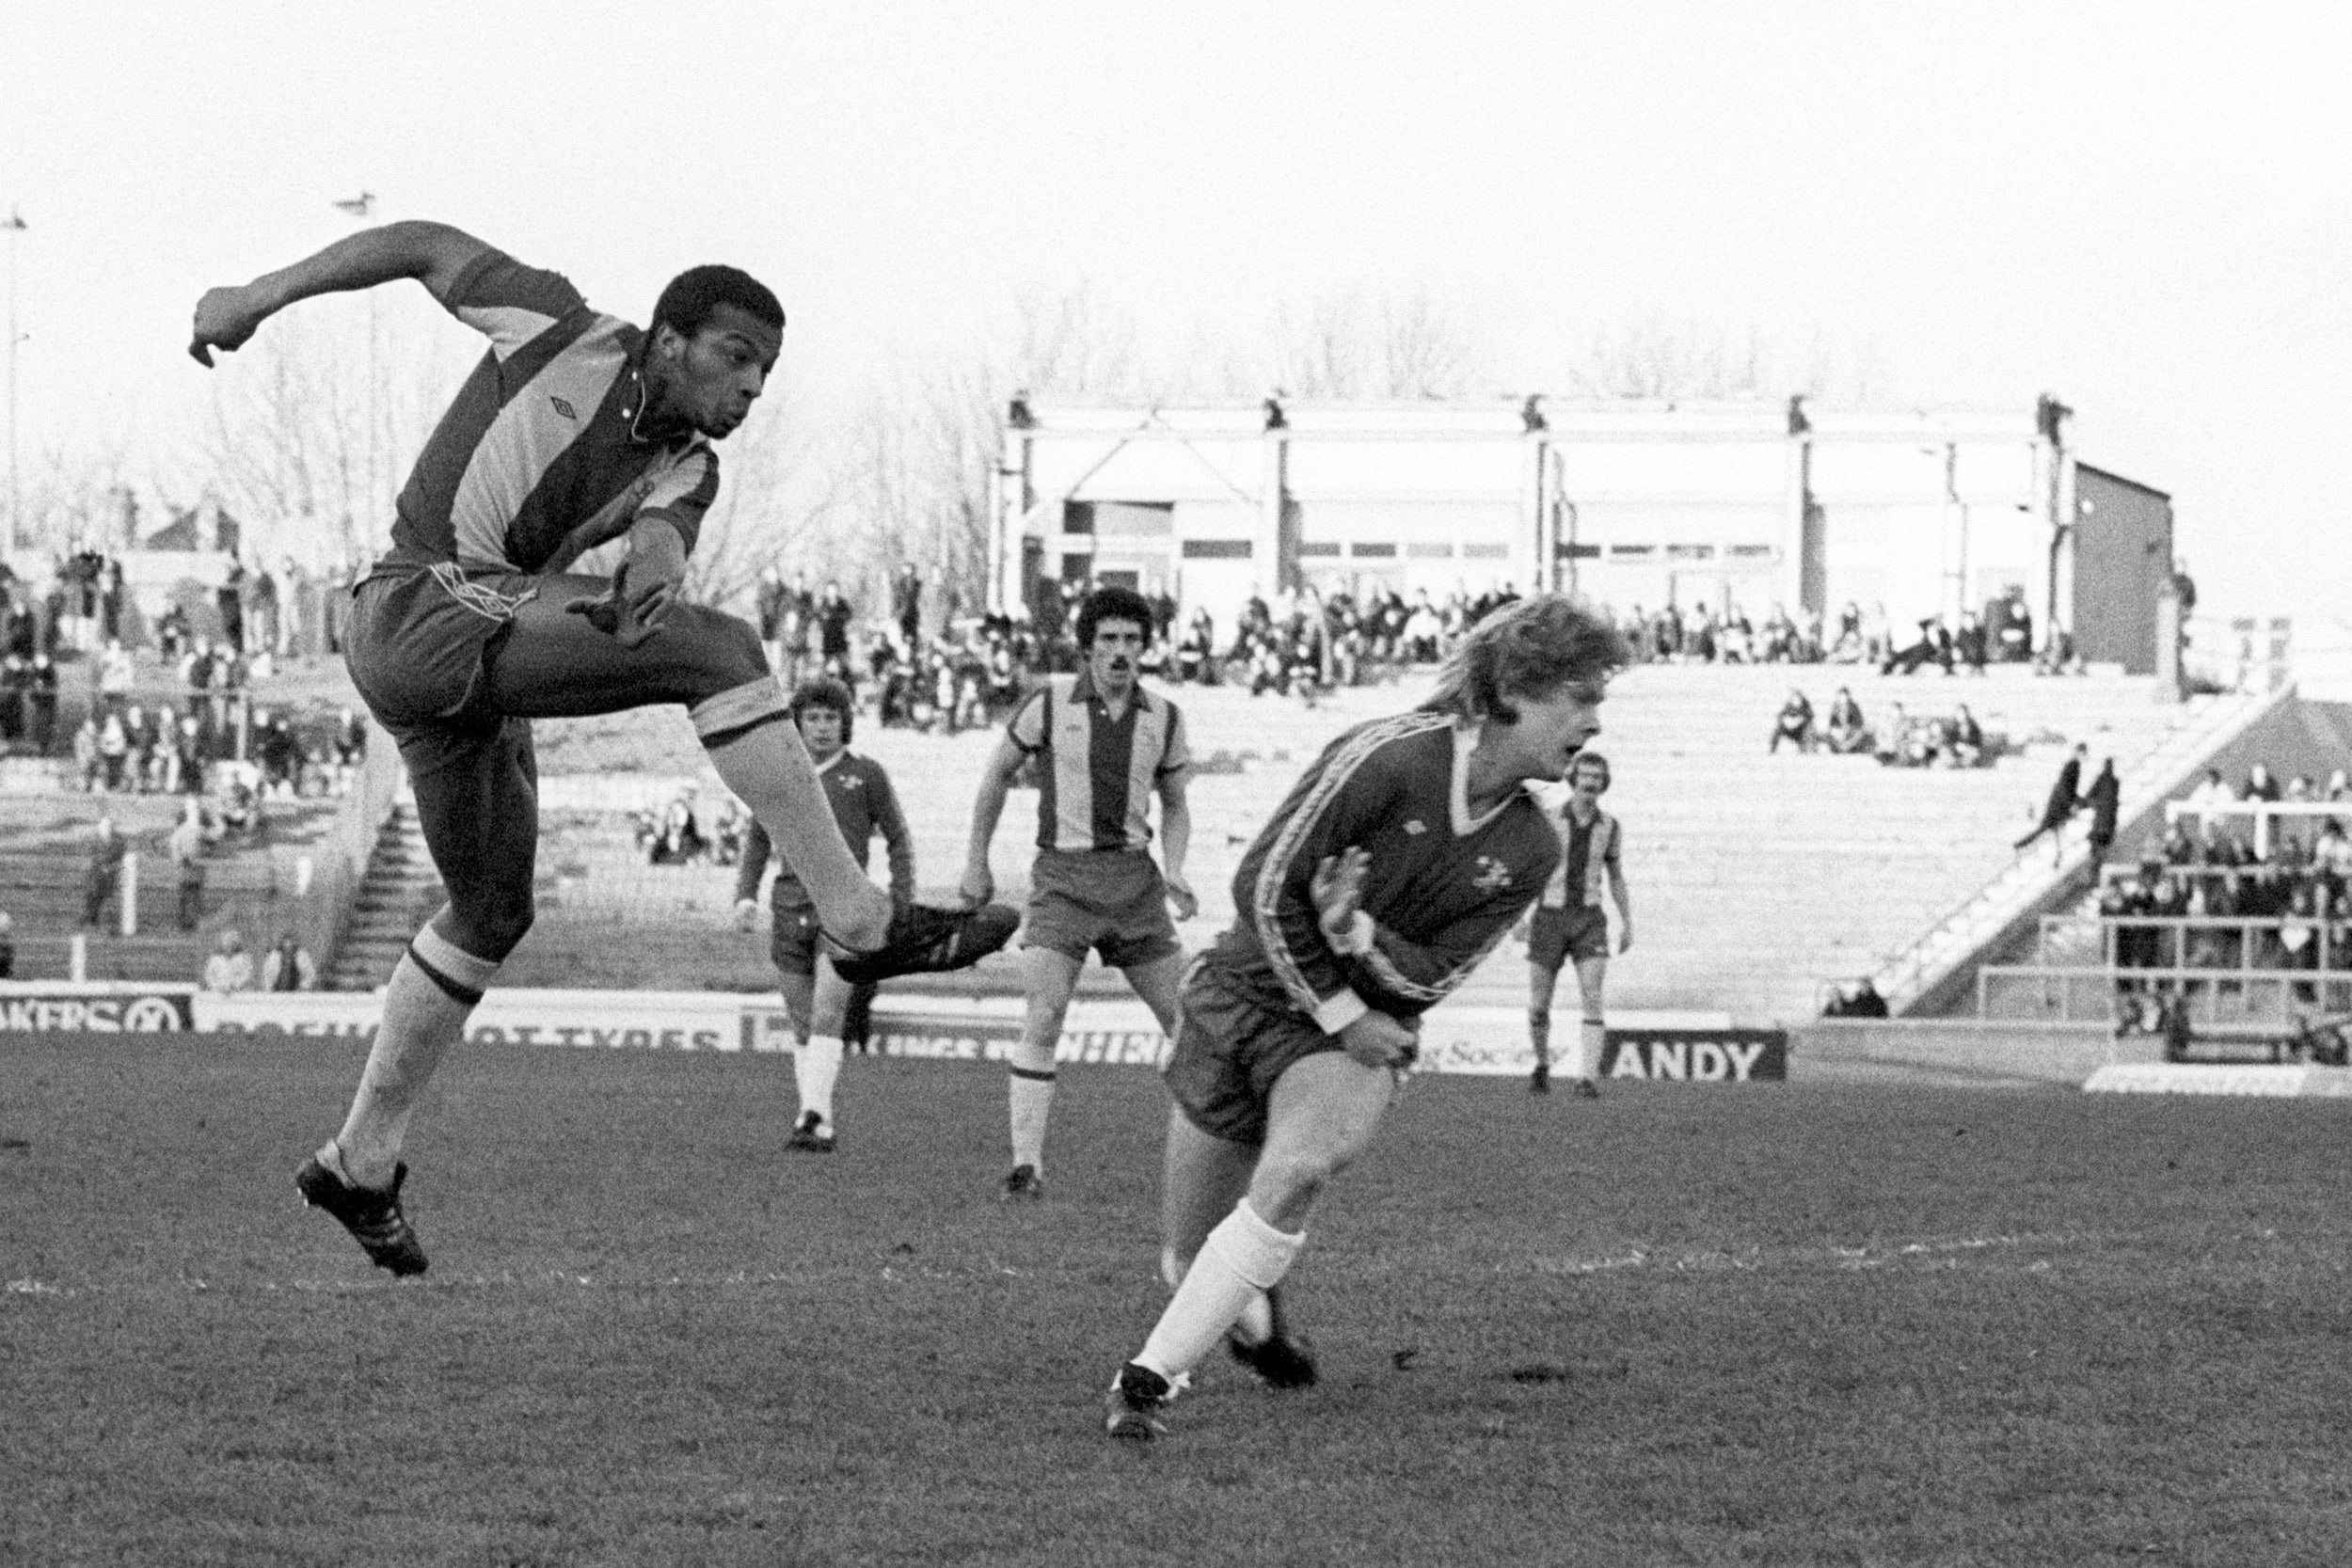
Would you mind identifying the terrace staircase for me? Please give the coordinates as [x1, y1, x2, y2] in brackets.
[325, 801, 442, 991]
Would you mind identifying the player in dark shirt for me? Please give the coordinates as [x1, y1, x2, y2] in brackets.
[734, 678, 915, 1153]
[190, 221, 1013, 1275]
[1104, 594, 1631, 1441]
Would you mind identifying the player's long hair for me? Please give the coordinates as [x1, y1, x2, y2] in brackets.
[1421, 594, 1630, 726]
[790, 675, 855, 743]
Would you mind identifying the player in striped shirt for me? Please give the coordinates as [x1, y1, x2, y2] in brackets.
[1102, 594, 1630, 1441]
[961, 585, 1197, 1199]
[189, 221, 1014, 1276]
[1525, 752, 1633, 1097]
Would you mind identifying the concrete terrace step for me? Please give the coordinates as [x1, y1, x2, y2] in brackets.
[471, 665, 2210, 1022]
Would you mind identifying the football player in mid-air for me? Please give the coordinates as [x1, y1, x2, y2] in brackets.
[188, 219, 1017, 1276]
[1103, 594, 1630, 1441]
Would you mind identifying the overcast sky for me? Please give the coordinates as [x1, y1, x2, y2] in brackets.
[4, 2, 2345, 675]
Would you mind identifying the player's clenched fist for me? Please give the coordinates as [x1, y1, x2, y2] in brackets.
[1339, 1009, 1418, 1072]
[188, 284, 275, 367]
[1310, 847, 1370, 946]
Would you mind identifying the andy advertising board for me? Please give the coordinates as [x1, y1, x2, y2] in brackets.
[1599, 1028, 1787, 1083]
[0, 983, 195, 1034]
[1415, 1006, 1785, 1083]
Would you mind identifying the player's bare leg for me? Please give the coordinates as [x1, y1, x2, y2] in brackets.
[1568, 954, 1609, 1097]
[1123, 950, 1187, 1038]
[474, 584, 896, 952]
[301, 718, 539, 1275]
[1527, 958, 1564, 1094]
[1129, 1053, 1395, 1395]
[1004, 946, 1083, 1196]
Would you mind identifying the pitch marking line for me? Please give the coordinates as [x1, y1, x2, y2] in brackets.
[1515, 1229, 2141, 1278]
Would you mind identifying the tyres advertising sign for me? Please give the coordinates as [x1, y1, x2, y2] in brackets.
[0, 984, 195, 1033]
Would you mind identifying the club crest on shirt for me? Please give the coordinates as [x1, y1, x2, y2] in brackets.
[1472, 855, 1513, 892]
[1403, 818, 1427, 835]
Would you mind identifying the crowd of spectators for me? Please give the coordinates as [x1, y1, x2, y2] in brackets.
[1614, 587, 2055, 673]
[631, 788, 752, 868]
[1766, 685, 2002, 769]
[2100, 766, 2352, 975]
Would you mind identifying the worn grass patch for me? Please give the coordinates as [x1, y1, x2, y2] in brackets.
[5, 1032, 2350, 1566]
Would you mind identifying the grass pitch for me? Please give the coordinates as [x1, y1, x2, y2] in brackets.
[5, 1031, 2350, 1567]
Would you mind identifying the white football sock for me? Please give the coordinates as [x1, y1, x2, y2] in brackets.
[332, 927, 497, 1188]
[1164, 1243, 1273, 1344]
[1136, 1200, 1303, 1381]
[693, 688, 888, 949]
[798, 1034, 845, 1126]
[1572, 1017, 1606, 1080]
[1008, 1069, 1056, 1171]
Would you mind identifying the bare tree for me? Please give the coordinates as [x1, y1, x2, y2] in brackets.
[190, 291, 468, 567]
[17, 436, 138, 553]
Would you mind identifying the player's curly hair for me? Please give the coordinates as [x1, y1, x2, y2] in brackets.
[652, 264, 786, 341]
[789, 675, 855, 743]
[1074, 584, 1157, 650]
[1420, 594, 1631, 726]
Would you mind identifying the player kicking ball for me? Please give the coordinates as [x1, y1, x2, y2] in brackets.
[1103, 595, 1629, 1440]
[734, 678, 960, 1153]
[1525, 752, 1632, 1097]
[189, 220, 1016, 1276]
[961, 585, 1197, 1201]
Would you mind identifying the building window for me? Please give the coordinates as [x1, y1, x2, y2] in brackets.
[1462, 543, 1510, 560]
[1179, 539, 1252, 560]
[1299, 541, 1342, 558]
[1727, 544, 1776, 560]
[1063, 501, 1095, 534]
[1350, 542, 1397, 558]
[1406, 542, 1454, 559]
[1608, 544, 1655, 560]
[1664, 544, 1716, 562]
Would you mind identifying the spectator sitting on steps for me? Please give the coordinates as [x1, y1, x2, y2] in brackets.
[1769, 689, 1815, 753]
[1822, 687, 1870, 753]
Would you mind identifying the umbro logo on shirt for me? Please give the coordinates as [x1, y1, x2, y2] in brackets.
[1403, 819, 1427, 835]
[1472, 855, 1513, 892]
[550, 396, 579, 420]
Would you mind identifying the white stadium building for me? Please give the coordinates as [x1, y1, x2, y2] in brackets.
[989, 394, 2175, 673]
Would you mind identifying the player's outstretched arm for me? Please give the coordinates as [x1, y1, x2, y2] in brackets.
[959, 733, 1027, 907]
[1157, 767, 1197, 920]
[872, 767, 916, 906]
[1609, 863, 1634, 952]
[189, 220, 490, 366]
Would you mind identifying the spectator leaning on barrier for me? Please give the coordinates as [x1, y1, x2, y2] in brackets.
[169, 798, 212, 931]
[83, 816, 126, 929]
[202, 928, 254, 993]
[261, 931, 319, 991]
[2084, 758, 2122, 871]
[2014, 744, 2086, 863]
